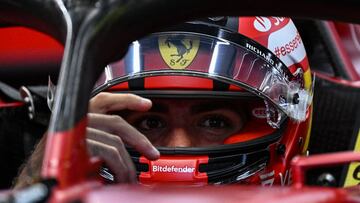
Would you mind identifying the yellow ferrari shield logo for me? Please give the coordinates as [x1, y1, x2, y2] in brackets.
[158, 35, 200, 70]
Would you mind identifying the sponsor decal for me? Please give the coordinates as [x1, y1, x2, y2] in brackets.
[273, 17, 285, 26]
[158, 35, 200, 70]
[268, 21, 306, 67]
[245, 43, 274, 65]
[280, 169, 292, 186]
[260, 169, 292, 186]
[252, 107, 267, 119]
[253, 17, 286, 32]
[152, 165, 195, 173]
[343, 129, 360, 187]
[254, 17, 272, 32]
[273, 31, 302, 58]
[245, 42, 291, 82]
[260, 170, 275, 186]
[139, 156, 208, 184]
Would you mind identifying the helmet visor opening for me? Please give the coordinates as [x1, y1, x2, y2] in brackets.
[111, 97, 281, 148]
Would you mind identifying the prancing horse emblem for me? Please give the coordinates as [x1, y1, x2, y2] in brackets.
[158, 35, 200, 70]
[165, 36, 193, 63]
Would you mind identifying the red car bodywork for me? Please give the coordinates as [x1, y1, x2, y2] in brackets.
[1, 2, 360, 202]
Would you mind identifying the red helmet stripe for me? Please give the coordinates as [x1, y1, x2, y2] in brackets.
[144, 76, 213, 90]
[107, 81, 129, 91]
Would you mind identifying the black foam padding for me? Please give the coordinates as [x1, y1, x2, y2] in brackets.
[307, 76, 360, 186]
[309, 77, 360, 153]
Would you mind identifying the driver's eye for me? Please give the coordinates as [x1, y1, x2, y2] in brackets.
[199, 115, 230, 129]
[137, 116, 165, 131]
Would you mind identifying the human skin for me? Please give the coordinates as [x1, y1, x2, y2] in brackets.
[14, 93, 245, 188]
[121, 98, 246, 147]
[14, 93, 160, 188]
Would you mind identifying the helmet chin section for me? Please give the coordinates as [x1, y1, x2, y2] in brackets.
[132, 149, 269, 185]
[127, 121, 285, 185]
[138, 155, 209, 185]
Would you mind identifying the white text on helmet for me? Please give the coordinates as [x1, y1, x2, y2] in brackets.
[152, 165, 195, 173]
[245, 43, 274, 65]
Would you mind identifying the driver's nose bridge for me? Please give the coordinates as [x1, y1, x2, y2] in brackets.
[162, 128, 194, 147]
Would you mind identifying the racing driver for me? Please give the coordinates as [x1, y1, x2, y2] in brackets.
[14, 16, 313, 188]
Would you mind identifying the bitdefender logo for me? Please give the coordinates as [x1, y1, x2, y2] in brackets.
[152, 165, 195, 173]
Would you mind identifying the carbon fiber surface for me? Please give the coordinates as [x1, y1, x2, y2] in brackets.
[307, 76, 360, 186]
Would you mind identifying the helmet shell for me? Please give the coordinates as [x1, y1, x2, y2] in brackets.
[98, 17, 313, 186]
